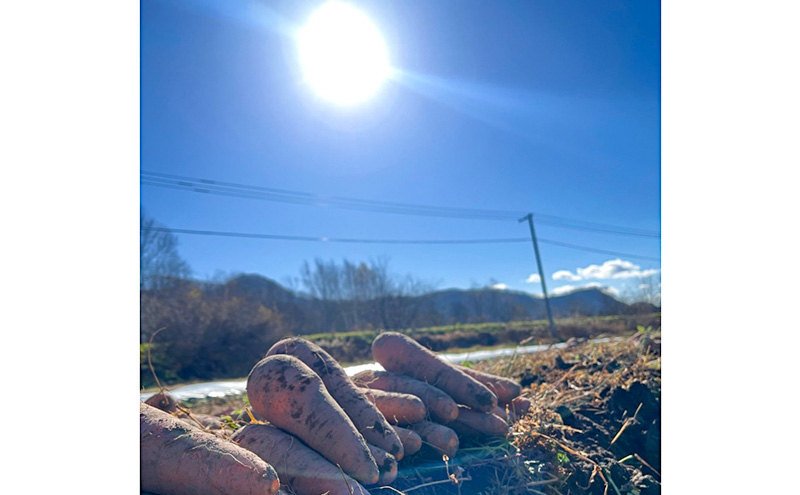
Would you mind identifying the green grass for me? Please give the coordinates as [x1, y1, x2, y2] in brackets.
[305, 313, 660, 344]
[304, 313, 660, 366]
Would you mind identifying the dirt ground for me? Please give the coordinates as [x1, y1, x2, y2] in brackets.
[173, 330, 661, 495]
[506, 332, 660, 495]
[381, 331, 661, 495]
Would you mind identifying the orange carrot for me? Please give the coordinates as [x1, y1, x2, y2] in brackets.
[407, 420, 459, 458]
[448, 405, 509, 439]
[140, 403, 280, 495]
[510, 396, 532, 420]
[267, 338, 404, 460]
[359, 388, 427, 425]
[453, 364, 522, 404]
[352, 370, 459, 423]
[391, 425, 422, 456]
[143, 390, 178, 412]
[247, 354, 379, 485]
[232, 423, 371, 495]
[491, 405, 509, 422]
[367, 444, 398, 485]
[372, 332, 498, 412]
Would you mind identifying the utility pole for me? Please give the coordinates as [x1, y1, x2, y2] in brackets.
[520, 213, 557, 340]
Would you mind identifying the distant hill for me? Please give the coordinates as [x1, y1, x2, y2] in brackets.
[417, 286, 637, 322]
[215, 274, 299, 303]
[186, 274, 657, 333]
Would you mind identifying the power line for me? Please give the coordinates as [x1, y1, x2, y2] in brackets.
[534, 216, 661, 238]
[140, 171, 661, 238]
[141, 172, 523, 221]
[144, 226, 660, 261]
[537, 238, 661, 262]
[140, 179, 519, 220]
[145, 227, 528, 244]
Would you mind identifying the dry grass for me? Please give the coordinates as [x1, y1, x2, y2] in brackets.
[494, 333, 661, 494]
[384, 333, 660, 495]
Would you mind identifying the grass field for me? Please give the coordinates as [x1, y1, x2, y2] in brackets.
[305, 313, 661, 365]
[141, 313, 660, 389]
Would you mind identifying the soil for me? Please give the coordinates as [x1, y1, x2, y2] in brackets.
[505, 332, 661, 495]
[385, 332, 662, 495]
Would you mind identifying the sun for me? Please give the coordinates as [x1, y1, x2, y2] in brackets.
[297, 2, 390, 106]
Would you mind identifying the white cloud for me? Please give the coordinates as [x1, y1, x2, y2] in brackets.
[551, 282, 619, 297]
[551, 285, 580, 296]
[554, 259, 660, 281]
[490, 283, 508, 290]
[553, 270, 581, 281]
[525, 273, 541, 283]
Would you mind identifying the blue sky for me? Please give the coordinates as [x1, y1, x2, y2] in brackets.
[141, 0, 661, 299]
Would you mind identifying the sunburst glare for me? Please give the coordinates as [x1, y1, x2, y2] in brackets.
[297, 2, 390, 105]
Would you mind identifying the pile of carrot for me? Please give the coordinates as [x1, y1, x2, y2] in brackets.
[140, 332, 532, 495]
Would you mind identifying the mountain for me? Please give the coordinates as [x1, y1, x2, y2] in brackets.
[187, 274, 657, 332]
[218, 274, 299, 303]
[417, 286, 637, 322]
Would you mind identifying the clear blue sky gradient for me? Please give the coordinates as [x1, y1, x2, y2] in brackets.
[141, 0, 661, 296]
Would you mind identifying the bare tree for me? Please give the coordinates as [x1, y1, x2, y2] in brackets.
[140, 210, 191, 290]
[621, 273, 661, 311]
[388, 270, 438, 328]
[300, 259, 343, 332]
[299, 256, 437, 331]
[341, 259, 378, 329]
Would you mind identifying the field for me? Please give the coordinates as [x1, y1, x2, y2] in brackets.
[170, 328, 661, 495]
[141, 313, 660, 391]
[303, 313, 661, 365]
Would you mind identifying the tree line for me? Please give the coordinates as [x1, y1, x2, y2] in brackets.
[140, 211, 437, 386]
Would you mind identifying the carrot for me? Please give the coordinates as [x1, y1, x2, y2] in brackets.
[367, 444, 398, 485]
[448, 405, 509, 439]
[407, 420, 459, 458]
[140, 402, 280, 495]
[231, 423, 371, 495]
[143, 391, 225, 431]
[359, 388, 427, 425]
[246, 354, 379, 485]
[372, 332, 498, 412]
[144, 390, 178, 412]
[352, 370, 459, 423]
[453, 364, 522, 404]
[267, 338, 404, 460]
[510, 396, 532, 420]
[182, 412, 222, 430]
[491, 405, 509, 422]
[391, 425, 422, 456]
